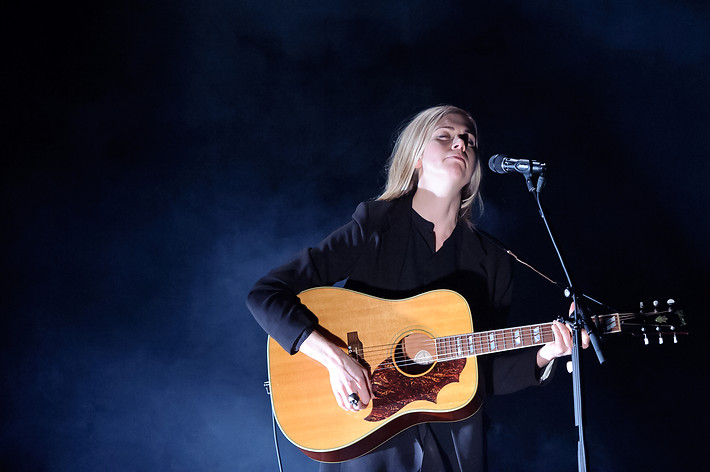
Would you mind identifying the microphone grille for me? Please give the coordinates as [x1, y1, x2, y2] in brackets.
[488, 154, 507, 174]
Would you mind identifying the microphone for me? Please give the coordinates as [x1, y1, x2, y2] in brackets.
[488, 154, 546, 175]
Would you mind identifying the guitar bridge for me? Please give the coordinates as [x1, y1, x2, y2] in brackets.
[347, 331, 368, 368]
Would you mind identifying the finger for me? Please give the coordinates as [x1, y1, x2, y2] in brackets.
[345, 382, 364, 411]
[548, 322, 562, 356]
[347, 377, 369, 411]
[333, 377, 360, 411]
[345, 391, 359, 411]
[335, 389, 350, 411]
[562, 322, 575, 349]
[344, 389, 362, 411]
[553, 321, 572, 353]
[346, 362, 372, 405]
[560, 323, 575, 354]
[356, 371, 372, 406]
[354, 383, 371, 407]
[334, 360, 373, 411]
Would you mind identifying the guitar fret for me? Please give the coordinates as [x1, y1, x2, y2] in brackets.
[436, 322, 557, 362]
[532, 325, 541, 344]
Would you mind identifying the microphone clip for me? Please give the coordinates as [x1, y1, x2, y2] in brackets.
[488, 154, 547, 193]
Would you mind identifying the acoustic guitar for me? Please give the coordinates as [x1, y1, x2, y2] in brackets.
[266, 287, 684, 462]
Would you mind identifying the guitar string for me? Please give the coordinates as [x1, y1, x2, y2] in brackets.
[351, 325, 557, 370]
[355, 330, 556, 358]
[347, 311, 673, 371]
[362, 310, 674, 361]
[388, 333, 556, 370]
[350, 312, 635, 362]
[357, 321, 563, 351]
[351, 330, 554, 361]
[352, 323, 557, 353]
[372, 331, 558, 372]
[346, 310, 670, 358]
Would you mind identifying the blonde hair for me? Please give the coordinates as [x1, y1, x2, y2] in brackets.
[378, 105, 483, 222]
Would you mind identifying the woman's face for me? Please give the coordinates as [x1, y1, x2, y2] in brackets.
[416, 113, 477, 192]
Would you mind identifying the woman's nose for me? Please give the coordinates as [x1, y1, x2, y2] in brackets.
[453, 135, 467, 151]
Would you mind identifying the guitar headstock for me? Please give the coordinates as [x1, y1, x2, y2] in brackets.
[597, 299, 687, 345]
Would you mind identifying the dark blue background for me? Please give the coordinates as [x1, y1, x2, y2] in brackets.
[3, 1, 709, 470]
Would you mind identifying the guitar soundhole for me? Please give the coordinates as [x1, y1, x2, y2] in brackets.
[394, 332, 436, 376]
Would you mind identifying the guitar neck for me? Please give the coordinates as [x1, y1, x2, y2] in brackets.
[435, 322, 556, 360]
[434, 313, 621, 360]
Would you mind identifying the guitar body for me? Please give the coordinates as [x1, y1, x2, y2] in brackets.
[267, 287, 481, 462]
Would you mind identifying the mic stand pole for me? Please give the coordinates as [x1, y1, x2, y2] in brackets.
[523, 167, 606, 472]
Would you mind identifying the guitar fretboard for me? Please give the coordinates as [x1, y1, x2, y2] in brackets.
[435, 323, 556, 360]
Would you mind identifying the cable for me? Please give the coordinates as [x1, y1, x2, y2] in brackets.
[265, 380, 284, 472]
[272, 407, 284, 472]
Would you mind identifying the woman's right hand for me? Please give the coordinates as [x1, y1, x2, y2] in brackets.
[299, 330, 372, 411]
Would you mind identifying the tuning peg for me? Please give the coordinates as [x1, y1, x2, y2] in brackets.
[653, 300, 659, 312]
[656, 326, 663, 344]
[671, 326, 678, 344]
[639, 301, 645, 312]
[667, 299, 675, 309]
[641, 327, 649, 345]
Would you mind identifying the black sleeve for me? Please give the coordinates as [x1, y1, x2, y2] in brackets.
[487, 348, 549, 395]
[246, 203, 371, 354]
[481, 238, 555, 395]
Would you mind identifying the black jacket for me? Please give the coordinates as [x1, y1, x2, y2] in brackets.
[247, 195, 543, 397]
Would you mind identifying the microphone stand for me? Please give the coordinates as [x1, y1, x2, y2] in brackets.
[522, 164, 606, 472]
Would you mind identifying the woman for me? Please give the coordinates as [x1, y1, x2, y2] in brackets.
[247, 105, 581, 471]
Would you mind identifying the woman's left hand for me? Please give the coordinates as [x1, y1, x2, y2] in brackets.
[536, 303, 590, 368]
